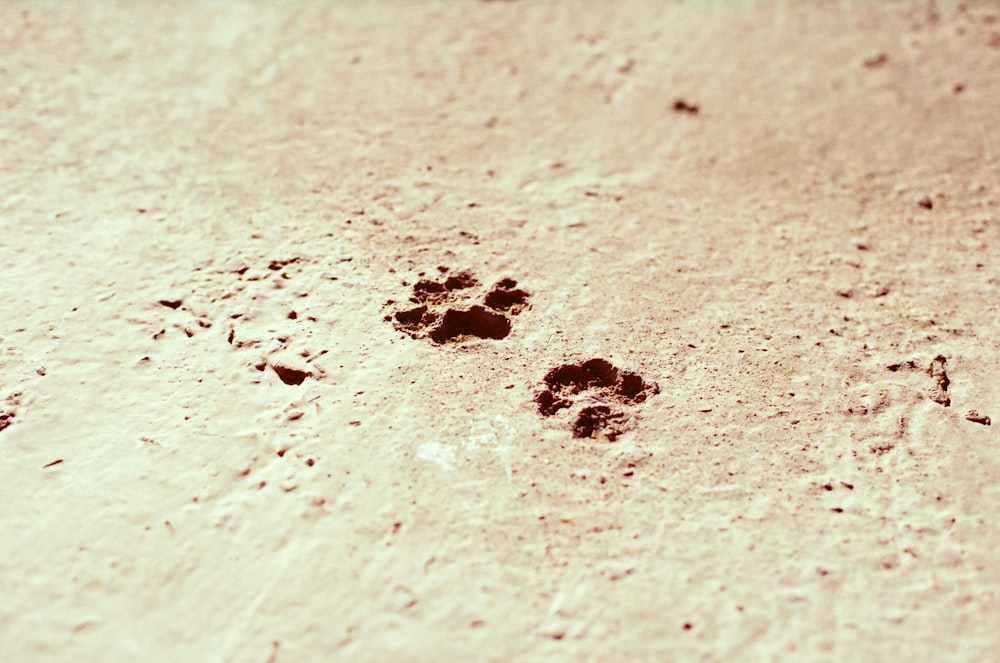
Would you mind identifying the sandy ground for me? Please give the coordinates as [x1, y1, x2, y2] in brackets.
[2, 2, 1000, 660]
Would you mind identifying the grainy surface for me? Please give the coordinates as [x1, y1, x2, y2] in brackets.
[2, 2, 999, 661]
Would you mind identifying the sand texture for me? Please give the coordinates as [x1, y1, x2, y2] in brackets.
[2, 2, 999, 660]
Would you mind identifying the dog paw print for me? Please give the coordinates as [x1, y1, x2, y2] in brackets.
[386, 268, 530, 344]
[534, 358, 658, 440]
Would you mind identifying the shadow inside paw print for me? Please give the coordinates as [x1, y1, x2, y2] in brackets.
[387, 268, 530, 344]
[535, 358, 658, 440]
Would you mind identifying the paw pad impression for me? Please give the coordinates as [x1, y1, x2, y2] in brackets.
[387, 268, 530, 344]
[535, 358, 658, 440]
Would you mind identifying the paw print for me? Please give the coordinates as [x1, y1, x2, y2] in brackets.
[534, 358, 658, 440]
[387, 268, 530, 344]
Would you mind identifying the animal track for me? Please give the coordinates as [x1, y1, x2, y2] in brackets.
[429, 306, 511, 343]
[482, 278, 531, 314]
[534, 358, 659, 441]
[387, 268, 530, 344]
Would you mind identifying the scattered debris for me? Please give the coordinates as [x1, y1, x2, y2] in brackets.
[926, 355, 951, 407]
[863, 53, 889, 68]
[0, 392, 21, 432]
[271, 362, 310, 386]
[672, 99, 699, 115]
[966, 410, 991, 426]
[617, 57, 636, 74]
[267, 257, 301, 271]
[918, 196, 934, 210]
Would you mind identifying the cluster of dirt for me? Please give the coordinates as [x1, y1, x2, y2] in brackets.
[884, 355, 991, 424]
[387, 269, 530, 344]
[926, 355, 951, 407]
[0, 392, 20, 433]
[269, 361, 311, 386]
[144, 250, 348, 391]
[671, 98, 699, 114]
[887, 355, 953, 407]
[863, 52, 889, 68]
[534, 358, 659, 440]
[966, 410, 991, 426]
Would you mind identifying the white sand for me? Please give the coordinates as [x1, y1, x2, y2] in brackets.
[2, 2, 999, 660]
